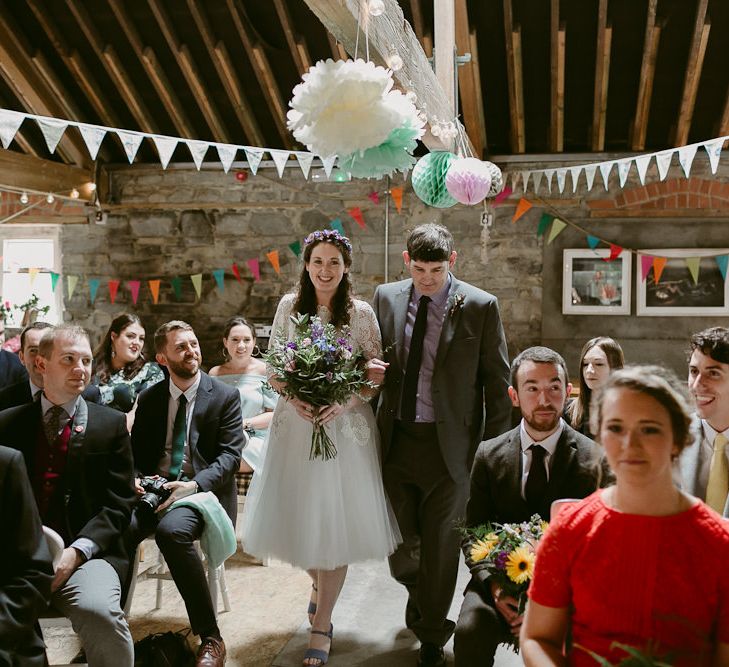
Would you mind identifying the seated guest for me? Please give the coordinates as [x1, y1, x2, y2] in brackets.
[681, 326, 729, 516]
[521, 366, 729, 666]
[127, 320, 244, 667]
[0, 343, 27, 390]
[0, 445, 54, 667]
[454, 347, 605, 666]
[565, 337, 624, 436]
[0, 325, 136, 666]
[0, 322, 100, 410]
[93, 313, 164, 429]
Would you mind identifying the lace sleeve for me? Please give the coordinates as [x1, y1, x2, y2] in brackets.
[350, 299, 383, 361]
[266, 293, 296, 378]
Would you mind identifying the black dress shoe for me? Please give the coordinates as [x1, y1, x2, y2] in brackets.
[417, 642, 446, 667]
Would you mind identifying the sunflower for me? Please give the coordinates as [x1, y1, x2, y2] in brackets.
[470, 533, 499, 563]
[540, 521, 550, 534]
[505, 546, 535, 584]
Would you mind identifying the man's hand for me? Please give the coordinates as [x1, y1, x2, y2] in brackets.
[365, 358, 389, 386]
[490, 581, 524, 636]
[51, 547, 84, 592]
[156, 480, 198, 513]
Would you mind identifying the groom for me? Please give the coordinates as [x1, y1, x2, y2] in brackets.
[373, 223, 511, 666]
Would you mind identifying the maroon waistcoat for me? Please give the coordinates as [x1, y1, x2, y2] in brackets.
[32, 419, 72, 541]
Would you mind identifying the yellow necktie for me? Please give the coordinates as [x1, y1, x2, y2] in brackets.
[706, 433, 729, 513]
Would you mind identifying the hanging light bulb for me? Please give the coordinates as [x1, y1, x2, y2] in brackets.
[20, 192, 29, 204]
[70, 188, 79, 199]
[46, 193, 55, 204]
[405, 90, 417, 103]
[386, 46, 403, 71]
[368, 0, 385, 16]
[87, 182, 97, 192]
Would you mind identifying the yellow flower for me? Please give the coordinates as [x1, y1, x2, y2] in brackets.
[505, 546, 535, 584]
[540, 521, 550, 534]
[470, 533, 498, 563]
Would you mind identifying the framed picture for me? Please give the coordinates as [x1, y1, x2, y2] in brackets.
[636, 248, 729, 316]
[562, 249, 631, 315]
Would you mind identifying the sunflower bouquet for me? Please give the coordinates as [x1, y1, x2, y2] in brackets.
[265, 312, 374, 461]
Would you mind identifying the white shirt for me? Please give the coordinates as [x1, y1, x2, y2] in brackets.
[519, 418, 565, 499]
[157, 374, 201, 479]
[29, 379, 42, 400]
[697, 419, 729, 492]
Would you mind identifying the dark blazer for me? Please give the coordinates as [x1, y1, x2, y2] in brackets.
[0, 350, 27, 390]
[0, 399, 136, 581]
[131, 372, 244, 525]
[0, 446, 53, 667]
[0, 380, 101, 412]
[374, 275, 512, 482]
[463, 423, 607, 588]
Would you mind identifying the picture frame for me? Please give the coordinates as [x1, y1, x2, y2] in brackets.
[636, 248, 729, 316]
[562, 249, 631, 315]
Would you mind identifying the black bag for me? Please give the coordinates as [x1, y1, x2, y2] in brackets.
[133, 630, 195, 667]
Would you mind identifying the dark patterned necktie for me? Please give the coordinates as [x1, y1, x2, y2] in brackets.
[401, 295, 431, 422]
[525, 444, 548, 505]
[169, 394, 187, 479]
[44, 405, 67, 444]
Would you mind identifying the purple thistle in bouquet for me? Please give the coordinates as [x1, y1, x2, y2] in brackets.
[265, 312, 374, 461]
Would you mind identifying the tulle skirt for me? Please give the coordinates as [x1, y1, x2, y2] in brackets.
[241, 400, 401, 570]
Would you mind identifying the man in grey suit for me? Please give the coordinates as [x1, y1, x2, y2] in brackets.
[454, 346, 605, 665]
[372, 223, 511, 666]
[680, 326, 729, 516]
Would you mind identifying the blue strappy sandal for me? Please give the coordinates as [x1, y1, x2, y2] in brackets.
[302, 624, 333, 666]
[307, 584, 317, 622]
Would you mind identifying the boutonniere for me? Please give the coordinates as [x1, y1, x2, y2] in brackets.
[448, 292, 466, 317]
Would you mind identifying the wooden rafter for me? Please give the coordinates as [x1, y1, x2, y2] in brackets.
[273, 0, 312, 75]
[468, 30, 487, 156]
[631, 0, 660, 151]
[591, 0, 611, 151]
[107, 0, 194, 138]
[454, 0, 484, 157]
[0, 149, 91, 194]
[720, 89, 729, 147]
[326, 33, 348, 61]
[549, 0, 565, 152]
[674, 0, 710, 147]
[186, 0, 265, 146]
[503, 0, 525, 153]
[433, 0, 455, 122]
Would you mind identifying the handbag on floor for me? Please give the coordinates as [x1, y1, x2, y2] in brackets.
[133, 629, 195, 667]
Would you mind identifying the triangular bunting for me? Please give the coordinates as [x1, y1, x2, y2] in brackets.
[677, 144, 698, 179]
[532, 171, 544, 194]
[231, 263, 242, 282]
[269, 149, 290, 178]
[640, 255, 654, 282]
[391, 186, 403, 213]
[716, 255, 728, 280]
[493, 186, 512, 205]
[330, 218, 345, 236]
[216, 143, 237, 173]
[116, 130, 144, 163]
[186, 140, 209, 170]
[247, 259, 260, 282]
[266, 250, 280, 274]
[635, 154, 651, 185]
[547, 219, 567, 244]
[617, 159, 631, 187]
[556, 168, 567, 193]
[152, 135, 179, 169]
[170, 276, 182, 301]
[28, 268, 39, 285]
[368, 191, 380, 205]
[108, 280, 120, 304]
[510, 172, 520, 193]
[190, 273, 203, 298]
[348, 207, 366, 229]
[244, 147, 264, 175]
[50, 271, 60, 291]
[89, 278, 100, 304]
[289, 241, 302, 258]
[599, 161, 614, 190]
[704, 138, 724, 174]
[36, 117, 68, 154]
[320, 155, 337, 178]
[655, 151, 673, 181]
[587, 235, 600, 250]
[148, 279, 161, 304]
[544, 169, 555, 193]
[536, 213, 552, 237]
[521, 171, 531, 193]
[295, 152, 315, 179]
[212, 269, 225, 292]
[569, 166, 582, 193]
[127, 280, 141, 305]
[685, 257, 700, 285]
[66, 275, 78, 299]
[78, 124, 107, 160]
[604, 244, 623, 262]
[0, 109, 25, 149]
[653, 257, 667, 284]
[512, 198, 532, 223]
[584, 165, 597, 191]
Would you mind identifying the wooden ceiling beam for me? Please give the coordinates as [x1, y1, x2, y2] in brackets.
[549, 0, 565, 152]
[273, 0, 312, 75]
[409, 0, 426, 45]
[591, 0, 611, 151]
[326, 33, 349, 61]
[186, 0, 265, 146]
[107, 0, 195, 138]
[674, 0, 710, 147]
[503, 0, 525, 153]
[455, 0, 485, 158]
[227, 0, 293, 149]
[719, 89, 729, 148]
[631, 0, 660, 151]
[0, 149, 91, 194]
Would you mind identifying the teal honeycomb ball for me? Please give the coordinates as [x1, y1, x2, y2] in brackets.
[411, 151, 458, 208]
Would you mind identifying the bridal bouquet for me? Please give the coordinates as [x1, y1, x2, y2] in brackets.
[265, 313, 373, 461]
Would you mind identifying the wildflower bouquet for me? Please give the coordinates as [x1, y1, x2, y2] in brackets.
[265, 312, 373, 461]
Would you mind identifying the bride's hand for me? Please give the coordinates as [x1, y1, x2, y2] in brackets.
[288, 397, 317, 422]
[317, 396, 359, 425]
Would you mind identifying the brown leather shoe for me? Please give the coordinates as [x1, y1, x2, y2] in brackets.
[196, 636, 226, 666]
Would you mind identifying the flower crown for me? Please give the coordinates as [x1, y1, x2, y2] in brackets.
[304, 229, 353, 253]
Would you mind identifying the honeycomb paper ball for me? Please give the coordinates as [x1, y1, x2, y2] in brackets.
[411, 151, 458, 208]
[445, 157, 493, 205]
[484, 161, 504, 197]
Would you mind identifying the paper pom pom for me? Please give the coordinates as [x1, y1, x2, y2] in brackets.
[338, 122, 423, 179]
[483, 161, 504, 197]
[287, 59, 419, 158]
[412, 152, 458, 208]
[445, 158, 493, 205]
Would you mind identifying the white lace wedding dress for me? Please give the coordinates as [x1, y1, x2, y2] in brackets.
[241, 293, 401, 570]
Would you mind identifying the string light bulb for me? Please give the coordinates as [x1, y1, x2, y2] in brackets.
[87, 182, 96, 192]
[20, 192, 28, 204]
[70, 188, 79, 199]
[368, 0, 385, 16]
[386, 46, 404, 71]
[46, 193, 55, 204]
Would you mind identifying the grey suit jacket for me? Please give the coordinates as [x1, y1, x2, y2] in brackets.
[374, 275, 511, 482]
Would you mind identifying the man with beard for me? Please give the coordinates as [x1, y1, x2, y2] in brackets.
[127, 321, 244, 667]
[454, 347, 606, 666]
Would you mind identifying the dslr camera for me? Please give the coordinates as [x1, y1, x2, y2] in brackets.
[138, 476, 171, 514]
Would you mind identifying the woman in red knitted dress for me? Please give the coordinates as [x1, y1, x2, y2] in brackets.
[520, 365, 729, 666]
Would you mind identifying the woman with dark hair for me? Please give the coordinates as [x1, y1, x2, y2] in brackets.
[242, 229, 399, 666]
[521, 366, 729, 666]
[93, 313, 163, 428]
[565, 337, 624, 436]
[209, 316, 277, 473]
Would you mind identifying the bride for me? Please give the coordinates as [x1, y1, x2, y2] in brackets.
[241, 228, 400, 666]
